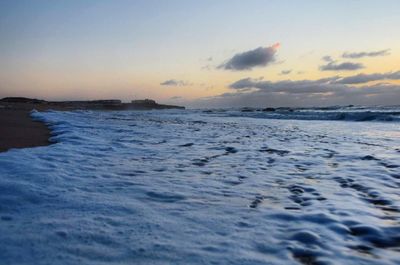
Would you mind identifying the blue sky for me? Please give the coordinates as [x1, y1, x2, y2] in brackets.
[1, 0, 399, 107]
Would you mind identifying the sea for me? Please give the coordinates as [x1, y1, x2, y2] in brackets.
[0, 106, 399, 264]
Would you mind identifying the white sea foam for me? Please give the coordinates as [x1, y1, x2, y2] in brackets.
[209, 106, 400, 122]
[0, 109, 399, 264]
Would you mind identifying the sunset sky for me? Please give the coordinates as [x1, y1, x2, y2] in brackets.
[1, 0, 400, 107]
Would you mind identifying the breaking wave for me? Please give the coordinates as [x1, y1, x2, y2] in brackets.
[204, 106, 400, 122]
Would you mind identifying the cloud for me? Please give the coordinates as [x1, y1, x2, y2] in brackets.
[160, 79, 191, 86]
[335, 71, 400, 84]
[169, 96, 183, 100]
[186, 75, 400, 108]
[218, 43, 280, 71]
[279, 70, 292, 75]
[322, 56, 333, 62]
[229, 76, 342, 94]
[227, 76, 399, 97]
[230, 71, 400, 91]
[319, 61, 364, 71]
[342, 49, 390, 59]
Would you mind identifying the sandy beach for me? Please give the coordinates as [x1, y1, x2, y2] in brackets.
[0, 108, 52, 152]
[0, 100, 69, 152]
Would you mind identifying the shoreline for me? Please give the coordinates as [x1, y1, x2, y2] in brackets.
[0, 108, 52, 153]
[0, 97, 185, 153]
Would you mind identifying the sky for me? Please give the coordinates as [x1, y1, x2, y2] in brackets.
[0, 0, 400, 108]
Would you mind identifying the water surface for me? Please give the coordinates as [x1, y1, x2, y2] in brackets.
[0, 109, 399, 264]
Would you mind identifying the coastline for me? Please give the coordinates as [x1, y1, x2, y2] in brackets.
[0, 97, 185, 153]
[0, 108, 52, 152]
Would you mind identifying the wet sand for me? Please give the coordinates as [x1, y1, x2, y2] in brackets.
[0, 108, 52, 152]
[0, 98, 185, 153]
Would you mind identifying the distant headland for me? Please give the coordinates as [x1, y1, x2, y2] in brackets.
[0, 97, 185, 111]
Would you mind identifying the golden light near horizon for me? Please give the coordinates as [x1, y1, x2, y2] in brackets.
[0, 0, 400, 107]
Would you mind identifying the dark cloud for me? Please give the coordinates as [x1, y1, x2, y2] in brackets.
[169, 96, 183, 100]
[229, 78, 258, 91]
[160, 79, 191, 86]
[230, 71, 400, 92]
[218, 43, 280, 71]
[190, 84, 400, 108]
[188, 75, 400, 108]
[319, 61, 364, 71]
[279, 70, 292, 75]
[342, 49, 390, 59]
[335, 71, 400, 84]
[322, 56, 333, 62]
[228, 76, 398, 96]
[229, 77, 342, 94]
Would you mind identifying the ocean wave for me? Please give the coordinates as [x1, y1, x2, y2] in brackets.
[204, 107, 400, 122]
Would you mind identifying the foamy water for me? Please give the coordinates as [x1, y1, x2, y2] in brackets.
[0, 109, 399, 264]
